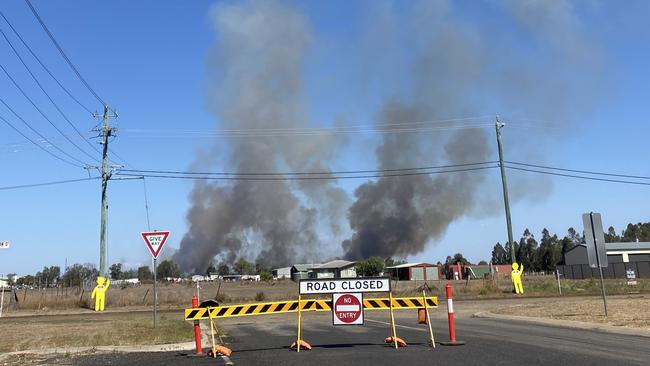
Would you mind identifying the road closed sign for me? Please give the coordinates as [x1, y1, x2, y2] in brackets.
[333, 293, 363, 325]
[300, 278, 390, 294]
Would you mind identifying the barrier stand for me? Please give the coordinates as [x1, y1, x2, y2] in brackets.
[290, 294, 312, 352]
[207, 306, 232, 357]
[422, 289, 435, 348]
[297, 294, 302, 352]
[439, 282, 465, 346]
[384, 291, 406, 348]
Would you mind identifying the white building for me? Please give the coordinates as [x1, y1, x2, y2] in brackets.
[272, 267, 292, 280]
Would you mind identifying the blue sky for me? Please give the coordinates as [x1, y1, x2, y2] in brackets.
[1, 0, 649, 276]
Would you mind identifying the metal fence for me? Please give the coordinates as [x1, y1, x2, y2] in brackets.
[557, 261, 650, 280]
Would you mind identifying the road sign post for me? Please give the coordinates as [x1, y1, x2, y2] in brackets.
[582, 212, 608, 317]
[141, 231, 170, 328]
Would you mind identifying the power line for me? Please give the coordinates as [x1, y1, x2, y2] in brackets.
[0, 29, 102, 161]
[119, 161, 497, 177]
[24, 0, 107, 107]
[0, 10, 93, 114]
[0, 112, 84, 167]
[115, 165, 499, 181]
[0, 62, 97, 163]
[505, 160, 650, 181]
[0, 176, 99, 191]
[504, 165, 650, 186]
[0, 97, 88, 166]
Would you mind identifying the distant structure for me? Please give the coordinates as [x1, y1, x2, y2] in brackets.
[290, 264, 322, 282]
[272, 267, 292, 280]
[310, 260, 357, 279]
[559, 242, 650, 279]
[386, 263, 438, 281]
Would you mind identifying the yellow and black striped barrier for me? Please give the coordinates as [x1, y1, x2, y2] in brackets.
[184, 296, 437, 320]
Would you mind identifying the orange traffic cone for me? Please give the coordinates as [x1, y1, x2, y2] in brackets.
[208, 345, 233, 357]
[384, 336, 407, 347]
[417, 308, 427, 324]
[289, 340, 312, 350]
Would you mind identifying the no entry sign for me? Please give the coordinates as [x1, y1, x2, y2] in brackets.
[332, 293, 363, 325]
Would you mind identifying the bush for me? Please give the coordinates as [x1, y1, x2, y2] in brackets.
[254, 291, 266, 302]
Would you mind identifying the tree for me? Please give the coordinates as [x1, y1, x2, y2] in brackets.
[122, 269, 138, 279]
[478, 260, 488, 265]
[355, 257, 385, 277]
[61, 263, 98, 287]
[534, 228, 562, 272]
[137, 266, 153, 282]
[233, 259, 254, 275]
[205, 263, 217, 275]
[604, 226, 621, 243]
[446, 253, 469, 265]
[109, 263, 123, 280]
[259, 269, 273, 282]
[516, 229, 537, 271]
[6, 273, 16, 286]
[491, 243, 508, 265]
[156, 260, 180, 279]
[385, 257, 406, 267]
[217, 264, 230, 276]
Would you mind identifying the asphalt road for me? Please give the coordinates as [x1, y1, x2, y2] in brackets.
[66, 310, 650, 366]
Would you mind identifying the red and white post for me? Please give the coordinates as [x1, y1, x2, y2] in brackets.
[440, 282, 465, 346]
[192, 295, 204, 355]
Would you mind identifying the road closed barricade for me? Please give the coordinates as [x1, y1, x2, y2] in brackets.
[184, 278, 440, 358]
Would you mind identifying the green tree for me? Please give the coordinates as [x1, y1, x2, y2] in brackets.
[217, 264, 230, 276]
[535, 228, 562, 272]
[491, 243, 508, 265]
[61, 263, 98, 287]
[260, 269, 273, 282]
[516, 229, 537, 271]
[156, 260, 181, 279]
[355, 257, 385, 277]
[137, 266, 153, 282]
[478, 260, 488, 265]
[604, 226, 621, 243]
[109, 263, 123, 280]
[7, 273, 16, 286]
[446, 253, 470, 265]
[233, 259, 254, 275]
[205, 263, 217, 275]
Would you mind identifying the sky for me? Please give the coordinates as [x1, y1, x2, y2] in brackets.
[1, 0, 650, 276]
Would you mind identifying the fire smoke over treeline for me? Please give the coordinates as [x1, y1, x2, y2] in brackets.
[173, 0, 605, 273]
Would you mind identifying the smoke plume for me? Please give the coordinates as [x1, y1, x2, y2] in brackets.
[175, 0, 606, 271]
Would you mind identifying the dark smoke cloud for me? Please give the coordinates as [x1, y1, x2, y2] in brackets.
[176, 0, 607, 271]
[342, 0, 606, 259]
[174, 0, 345, 273]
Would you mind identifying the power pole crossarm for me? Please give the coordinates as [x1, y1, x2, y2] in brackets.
[495, 117, 516, 264]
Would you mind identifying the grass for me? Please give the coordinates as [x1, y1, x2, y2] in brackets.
[0, 311, 194, 353]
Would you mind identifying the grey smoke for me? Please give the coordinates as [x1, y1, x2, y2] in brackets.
[173, 0, 346, 273]
[175, 0, 606, 271]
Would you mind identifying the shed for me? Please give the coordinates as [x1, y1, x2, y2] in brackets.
[312, 260, 357, 279]
[291, 264, 321, 282]
[386, 263, 438, 281]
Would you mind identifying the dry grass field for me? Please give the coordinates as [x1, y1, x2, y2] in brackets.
[1, 277, 647, 315]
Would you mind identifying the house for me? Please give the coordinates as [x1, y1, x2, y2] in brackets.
[559, 242, 650, 279]
[386, 263, 438, 281]
[272, 267, 292, 280]
[311, 260, 357, 279]
[290, 264, 321, 282]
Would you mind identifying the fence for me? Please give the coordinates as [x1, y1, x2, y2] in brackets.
[558, 261, 650, 280]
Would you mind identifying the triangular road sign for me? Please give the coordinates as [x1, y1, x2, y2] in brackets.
[141, 231, 170, 258]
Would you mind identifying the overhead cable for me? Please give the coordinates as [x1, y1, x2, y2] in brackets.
[0, 176, 99, 191]
[0, 113, 84, 167]
[0, 29, 102, 161]
[24, 0, 107, 106]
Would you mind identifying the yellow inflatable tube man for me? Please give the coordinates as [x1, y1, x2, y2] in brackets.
[91, 276, 110, 311]
[511, 263, 524, 294]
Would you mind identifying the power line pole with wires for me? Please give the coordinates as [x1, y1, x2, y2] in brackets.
[495, 117, 516, 264]
[95, 106, 118, 277]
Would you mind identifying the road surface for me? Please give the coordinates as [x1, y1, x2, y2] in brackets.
[65, 310, 650, 366]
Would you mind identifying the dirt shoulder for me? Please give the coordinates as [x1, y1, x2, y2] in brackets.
[489, 294, 650, 329]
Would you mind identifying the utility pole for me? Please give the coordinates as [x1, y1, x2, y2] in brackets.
[95, 105, 117, 277]
[495, 117, 516, 264]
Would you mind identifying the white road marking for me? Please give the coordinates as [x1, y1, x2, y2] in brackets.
[221, 355, 234, 365]
[336, 305, 360, 312]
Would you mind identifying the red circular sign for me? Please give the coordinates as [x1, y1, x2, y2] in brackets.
[334, 294, 362, 324]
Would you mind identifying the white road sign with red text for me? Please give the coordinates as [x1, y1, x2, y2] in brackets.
[141, 231, 170, 258]
[333, 293, 363, 325]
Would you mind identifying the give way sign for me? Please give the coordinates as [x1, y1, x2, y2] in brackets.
[141, 231, 170, 259]
[332, 293, 363, 325]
